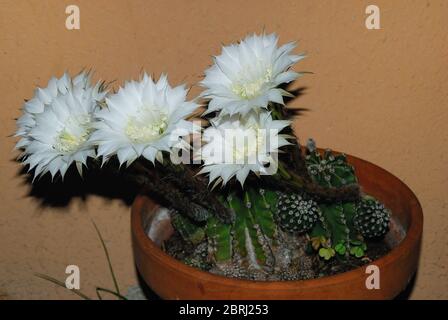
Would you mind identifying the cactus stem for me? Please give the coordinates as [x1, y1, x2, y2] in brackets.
[244, 227, 263, 271]
[277, 161, 293, 180]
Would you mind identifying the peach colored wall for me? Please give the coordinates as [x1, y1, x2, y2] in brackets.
[0, 0, 446, 299]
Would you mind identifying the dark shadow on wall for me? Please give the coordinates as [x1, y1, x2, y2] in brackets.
[135, 268, 161, 300]
[283, 86, 310, 118]
[395, 274, 416, 300]
[14, 85, 309, 209]
[283, 85, 307, 103]
[16, 158, 140, 209]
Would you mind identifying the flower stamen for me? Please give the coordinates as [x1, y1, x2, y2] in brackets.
[231, 68, 272, 99]
[54, 117, 91, 153]
[125, 107, 168, 144]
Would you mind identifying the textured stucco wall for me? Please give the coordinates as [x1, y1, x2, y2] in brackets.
[0, 0, 446, 299]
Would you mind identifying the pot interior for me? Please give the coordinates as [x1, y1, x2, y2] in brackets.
[139, 151, 415, 260]
[141, 200, 406, 255]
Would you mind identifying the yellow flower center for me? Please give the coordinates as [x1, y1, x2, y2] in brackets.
[125, 107, 168, 144]
[54, 116, 91, 153]
[231, 67, 272, 99]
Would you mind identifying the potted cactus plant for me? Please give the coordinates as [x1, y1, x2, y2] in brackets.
[15, 33, 423, 300]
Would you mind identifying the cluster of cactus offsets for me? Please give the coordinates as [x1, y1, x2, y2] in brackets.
[275, 192, 320, 233]
[170, 140, 392, 266]
[305, 139, 357, 188]
[302, 141, 391, 260]
[354, 197, 391, 239]
[309, 202, 361, 260]
[302, 143, 370, 259]
[205, 189, 278, 268]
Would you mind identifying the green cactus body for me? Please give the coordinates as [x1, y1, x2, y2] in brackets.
[228, 192, 266, 264]
[319, 204, 350, 246]
[309, 219, 328, 239]
[248, 189, 277, 239]
[170, 144, 390, 267]
[203, 189, 278, 266]
[171, 212, 205, 245]
[309, 202, 366, 259]
[205, 215, 232, 262]
[228, 194, 249, 258]
[354, 197, 391, 239]
[342, 202, 358, 239]
[305, 142, 357, 188]
[305, 143, 370, 259]
[275, 192, 320, 233]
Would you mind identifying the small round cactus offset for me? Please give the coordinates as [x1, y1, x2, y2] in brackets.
[275, 192, 320, 233]
[354, 197, 391, 238]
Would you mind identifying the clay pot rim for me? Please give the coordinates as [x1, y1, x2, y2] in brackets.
[131, 151, 423, 289]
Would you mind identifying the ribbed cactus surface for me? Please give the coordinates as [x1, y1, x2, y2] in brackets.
[205, 189, 278, 266]
[169, 140, 392, 267]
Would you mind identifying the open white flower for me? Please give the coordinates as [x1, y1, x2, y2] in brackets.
[15, 71, 107, 151]
[198, 111, 291, 186]
[89, 74, 199, 166]
[200, 33, 304, 116]
[15, 72, 106, 179]
[19, 89, 103, 180]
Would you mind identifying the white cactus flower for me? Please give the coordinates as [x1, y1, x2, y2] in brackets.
[197, 111, 291, 187]
[89, 73, 199, 166]
[15, 72, 107, 179]
[15, 71, 107, 151]
[200, 33, 304, 116]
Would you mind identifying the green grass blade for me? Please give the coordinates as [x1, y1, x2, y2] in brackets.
[96, 287, 128, 300]
[91, 219, 121, 296]
[34, 273, 92, 300]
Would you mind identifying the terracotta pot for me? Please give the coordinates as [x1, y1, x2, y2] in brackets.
[131, 152, 423, 300]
